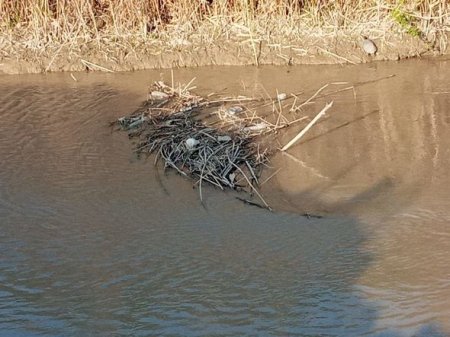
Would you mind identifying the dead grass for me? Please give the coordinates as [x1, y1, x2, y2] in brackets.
[1, 0, 449, 71]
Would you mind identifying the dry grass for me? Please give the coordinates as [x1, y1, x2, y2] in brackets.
[1, 1, 449, 68]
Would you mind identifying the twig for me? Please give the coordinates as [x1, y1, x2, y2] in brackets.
[232, 163, 272, 211]
[291, 84, 329, 112]
[45, 43, 65, 72]
[317, 47, 357, 65]
[182, 77, 196, 94]
[236, 197, 266, 209]
[260, 168, 282, 186]
[80, 59, 114, 73]
[281, 101, 334, 151]
[279, 116, 309, 129]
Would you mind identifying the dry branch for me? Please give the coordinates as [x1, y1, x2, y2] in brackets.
[281, 101, 334, 151]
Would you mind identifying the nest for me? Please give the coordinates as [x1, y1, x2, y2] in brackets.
[113, 79, 340, 211]
[113, 81, 273, 209]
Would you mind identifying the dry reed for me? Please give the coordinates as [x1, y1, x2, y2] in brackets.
[1, 0, 449, 65]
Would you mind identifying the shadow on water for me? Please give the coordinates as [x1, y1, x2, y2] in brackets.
[0, 63, 449, 336]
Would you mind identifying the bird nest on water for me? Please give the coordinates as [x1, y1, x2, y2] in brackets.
[113, 79, 338, 210]
[113, 81, 278, 210]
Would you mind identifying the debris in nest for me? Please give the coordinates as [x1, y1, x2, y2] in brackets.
[185, 137, 200, 149]
[277, 93, 287, 101]
[217, 135, 232, 142]
[150, 90, 170, 100]
[243, 122, 269, 133]
[227, 106, 244, 115]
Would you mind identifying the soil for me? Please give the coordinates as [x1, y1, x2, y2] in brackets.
[0, 32, 442, 75]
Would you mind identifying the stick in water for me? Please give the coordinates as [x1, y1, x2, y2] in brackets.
[281, 101, 333, 152]
[80, 59, 114, 73]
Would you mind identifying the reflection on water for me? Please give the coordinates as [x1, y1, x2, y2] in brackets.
[1, 60, 450, 336]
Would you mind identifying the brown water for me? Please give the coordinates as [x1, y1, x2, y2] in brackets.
[1, 60, 450, 337]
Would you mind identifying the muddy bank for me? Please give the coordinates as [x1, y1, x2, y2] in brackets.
[0, 33, 438, 75]
[2, 0, 448, 75]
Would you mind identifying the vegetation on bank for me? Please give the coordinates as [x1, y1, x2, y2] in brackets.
[0, 1, 449, 71]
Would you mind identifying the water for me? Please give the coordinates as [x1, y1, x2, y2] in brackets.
[1, 60, 450, 336]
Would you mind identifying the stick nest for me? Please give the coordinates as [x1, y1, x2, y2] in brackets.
[113, 81, 271, 202]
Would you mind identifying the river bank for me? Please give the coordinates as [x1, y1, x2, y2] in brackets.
[0, 33, 435, 75]
[1, 1, 448, 74]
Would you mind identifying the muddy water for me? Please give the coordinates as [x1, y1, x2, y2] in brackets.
[1, 59, 450, 336]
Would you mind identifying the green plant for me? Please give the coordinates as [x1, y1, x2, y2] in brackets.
[391, 3, 422, 38]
